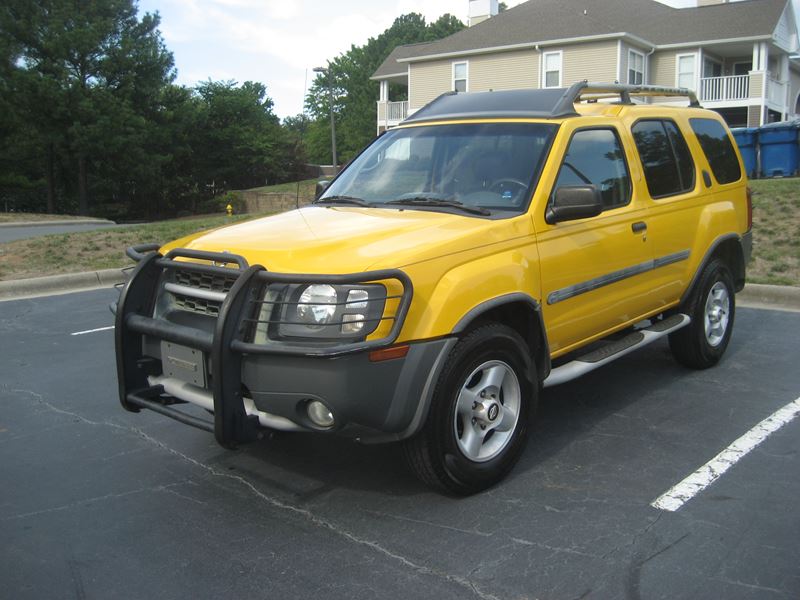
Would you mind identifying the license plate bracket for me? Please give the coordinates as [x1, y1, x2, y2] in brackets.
[161, 341, 208, 387]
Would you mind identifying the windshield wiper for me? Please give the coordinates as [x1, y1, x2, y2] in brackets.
[385, 196, 490, 216]
[314, 195, 370, 206]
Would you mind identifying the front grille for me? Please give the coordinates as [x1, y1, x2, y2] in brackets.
[174, 270, 237, 294]
[169, 270, 239, 317]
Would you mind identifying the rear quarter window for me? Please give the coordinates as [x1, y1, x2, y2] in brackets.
[632, 119, 695, 198]
[689, 118, 742, 184]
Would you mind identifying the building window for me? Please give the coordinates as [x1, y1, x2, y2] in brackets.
[677, 54, 696, 90]
[628, 50, 645, 85]
[453, 61, 468, 93]
[542, 51, 562, 88]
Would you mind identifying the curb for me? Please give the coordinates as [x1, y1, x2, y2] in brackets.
[737, 283, 800, 312]
[0, 218, 116, 229]
[0, 268, 126, 301]
[0, 270, 798, 310]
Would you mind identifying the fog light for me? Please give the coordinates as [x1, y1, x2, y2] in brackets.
[342, 313, 365, 333]
[307, 400, 335, 428]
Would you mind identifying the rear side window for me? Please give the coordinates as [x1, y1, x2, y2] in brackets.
[632, 119, 695, 198]
[552, 128, 631, 210]
[689, 118, 741, 184]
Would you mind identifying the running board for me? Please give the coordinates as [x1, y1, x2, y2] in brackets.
[543, 314, 690, 388]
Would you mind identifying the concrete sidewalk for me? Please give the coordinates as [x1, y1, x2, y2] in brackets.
[0, 267, 798, 311]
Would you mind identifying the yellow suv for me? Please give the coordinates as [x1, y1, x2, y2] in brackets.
[115, 82, 752, 495]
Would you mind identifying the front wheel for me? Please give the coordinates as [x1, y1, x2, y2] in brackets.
[402, 323, 535, 495]
[669, 258, 735, 369]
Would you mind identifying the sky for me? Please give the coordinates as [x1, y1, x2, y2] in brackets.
[135, 0, 761, 119]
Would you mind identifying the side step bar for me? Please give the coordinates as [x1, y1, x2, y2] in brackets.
[543, 313, 690, 388]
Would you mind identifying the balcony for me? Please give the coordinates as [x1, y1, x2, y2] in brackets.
[377, 100, 409, 130]
[699, 75, 749, 102]
[699, 73, 788, 109]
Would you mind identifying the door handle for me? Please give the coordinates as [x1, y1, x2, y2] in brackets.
[632, 221, 647, 234]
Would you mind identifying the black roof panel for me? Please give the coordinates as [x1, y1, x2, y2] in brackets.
[401, 88, 578, 125]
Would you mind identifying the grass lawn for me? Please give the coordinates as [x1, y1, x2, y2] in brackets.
[748, 178, 800, 286]
[243, 178, 319, 197]
[0, 213, 257, 281]
[0, 178, 797, 285]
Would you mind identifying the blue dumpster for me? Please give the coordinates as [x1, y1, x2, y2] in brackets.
[730, 127, 758, 178]
[759, 120, 800, 178]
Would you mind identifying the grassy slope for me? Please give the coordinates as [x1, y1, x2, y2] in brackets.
[0, 214, 255, 281]
[0, 213, 99, 223]
[747, 178, 800, 286]
[0, 178, 797, 285]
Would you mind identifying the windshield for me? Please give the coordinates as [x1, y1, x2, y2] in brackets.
[320, 122, 557, 215]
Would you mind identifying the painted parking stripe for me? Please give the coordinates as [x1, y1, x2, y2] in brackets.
[70, 325, 115, 336]
[652, 396, 800, 512]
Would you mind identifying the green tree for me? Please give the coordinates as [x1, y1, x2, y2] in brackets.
[1, 0, 174, 214]
[305, 13, 465, 164]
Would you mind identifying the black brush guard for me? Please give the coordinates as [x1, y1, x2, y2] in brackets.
[115, 244, 413, 447]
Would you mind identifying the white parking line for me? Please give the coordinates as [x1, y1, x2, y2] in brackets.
[70, 325, 115, 336]
[652, 396, 800, 512]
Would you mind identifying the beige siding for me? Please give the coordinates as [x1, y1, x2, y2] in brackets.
[750, 72, 764, 99]
[650, 50, 677, 88]
[748, 105, 762, 127]
[561, 41, 618, 85]
[469, 49, 538, 92]
[409, 60, 452, 109]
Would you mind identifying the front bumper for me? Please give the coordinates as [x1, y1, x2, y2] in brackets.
[114, 245, 441, 447]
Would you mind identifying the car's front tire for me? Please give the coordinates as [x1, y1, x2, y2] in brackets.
[402, 323, 535, 495]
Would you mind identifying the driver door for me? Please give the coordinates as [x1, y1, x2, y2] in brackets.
[534, 125, 656, 356]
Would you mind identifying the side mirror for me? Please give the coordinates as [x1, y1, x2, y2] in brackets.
[545, 185, 603, 224]
[315, 179, 331, 200]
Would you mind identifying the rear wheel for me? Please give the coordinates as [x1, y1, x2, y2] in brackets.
[402, 323, 535, 495]
[669, 258, 735, 369]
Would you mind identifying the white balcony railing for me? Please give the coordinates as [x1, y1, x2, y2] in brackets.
[699, 75, 749, 101]
[767, 76, 787, 107]
[377, 100, 409, 126]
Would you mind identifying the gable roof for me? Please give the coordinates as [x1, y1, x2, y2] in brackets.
[372, 0, 788, 78]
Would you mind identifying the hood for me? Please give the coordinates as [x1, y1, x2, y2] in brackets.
[161, 206, 531, 274]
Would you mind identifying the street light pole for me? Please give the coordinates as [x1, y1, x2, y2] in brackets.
[313, 66, 337, 170]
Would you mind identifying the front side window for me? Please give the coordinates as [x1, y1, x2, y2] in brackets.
[677, 54, 696, 89]
[551, 128, 631, 211]
[632, 119, 695, 198]
[543, 52, 562, 88]
[453, 62, 468, 93]
[321, 122, 558, 214]
[689, 118, 741, 184]
[628, 50, 645, 85]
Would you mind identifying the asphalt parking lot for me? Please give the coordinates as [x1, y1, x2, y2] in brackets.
[1, 289, 798, 599]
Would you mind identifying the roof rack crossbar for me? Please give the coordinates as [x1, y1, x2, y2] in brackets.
[557, 80, 701, 111]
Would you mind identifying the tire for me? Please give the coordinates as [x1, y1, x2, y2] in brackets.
[402, 323, 536, 495]
[669, 258, 735, 369]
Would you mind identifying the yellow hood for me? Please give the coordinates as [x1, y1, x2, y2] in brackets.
[161, 206, 530, 274]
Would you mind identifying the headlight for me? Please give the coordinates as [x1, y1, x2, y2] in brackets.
[252, 283, 387, 343]
[296, 284, 337, 328]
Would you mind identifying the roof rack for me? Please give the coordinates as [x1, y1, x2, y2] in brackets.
[401, 81, 701, 125]
[555, 81, 701, 114]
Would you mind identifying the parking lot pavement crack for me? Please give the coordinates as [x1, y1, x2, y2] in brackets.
[363, 509, 493, 538]
[122, 426, 504, 600]
[509, 537, 601, 559]
[10, 387, 502, 600]
[1, 482, 193, 521]
[710, 577, 788, 597]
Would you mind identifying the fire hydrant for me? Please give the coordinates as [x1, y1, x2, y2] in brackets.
[226, 203, 233, 216]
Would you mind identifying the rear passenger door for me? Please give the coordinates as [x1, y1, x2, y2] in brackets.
[534, 125, 656, 356]
[629, 117, 721, 309]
